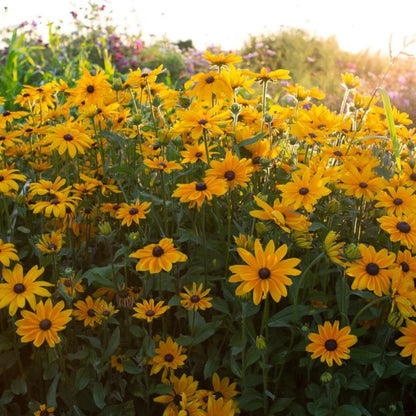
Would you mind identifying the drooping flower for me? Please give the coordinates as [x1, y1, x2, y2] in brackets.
[229, 239, 301, 305]
[324, 231, 346, 266]
[180, 282, 212, 311]
[132, 298, 170, 322]
[346, 244, 396, 296]
[130, 238, 187, 274]
[0, 168, 27, 195]
[0, 238, 19, 267]
[395, 319, 416, 364]
[306, 320, 358, 366]
[15, 299, 72, 348]
[0, 264, 51, 316]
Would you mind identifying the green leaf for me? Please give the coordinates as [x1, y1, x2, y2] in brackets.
[98, 401, 135, 416]
[122, 359, 143, 375]
[238, 133, 265, 147]
[237, 388, 264, 411]
[350, 345, 382, 364]
[93, 382, 106, 409]
[82, 265, 122, 287]
[268, 304, 312, 327]
[10, 377, 27, 395]
[103, 326, 120, 361]
[335, 404, 362, 416]
[0, 390, 14, 405]
[377, 87, 401, 172]
[269, 397, 294, 413]
[46, 373, 61, 408]
[75, 366, 91, 392]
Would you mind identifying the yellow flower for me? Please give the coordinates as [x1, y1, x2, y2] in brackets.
[0, 168, 26, 195]
[341, 72, 360, 89]
[115, 199, 152, 227]
[229, 239, 301, 305]
[130, 238, 187, 274]
[185, 71, 233, 103]
[202, 50, 242, 67]
[149, 337, 187, 376]
[0, 238, 19, 267]
[324, 231, 346, 266]
[378, 215, 416, 249]
[15, 299, 72, 348]
[396, 319, 416, 364]
[306, 321, 357, 366]
[36, 231, 64, 254]
[244, 67, 291, 84]
[72, 296, 104, 327]
[133, 298, 170, 322]
[180, 282, 212, 311]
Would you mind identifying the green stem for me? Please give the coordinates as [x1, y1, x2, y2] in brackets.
[351, 296, 390, 329]
[201, 204, 208, 287]
[202, 129, 211, 165]
[261, 296, 269, 416]
[224, 190, 232, 279]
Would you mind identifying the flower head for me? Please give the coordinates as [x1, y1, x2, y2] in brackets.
[149, 337, 187, 376]
[180, 282, 212, 311]
[115, 199, 152, 227]
[0, 238, 19, 267]
[133, 299, 170, 322]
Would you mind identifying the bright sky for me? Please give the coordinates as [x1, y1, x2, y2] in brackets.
[1, 0, 416, 56]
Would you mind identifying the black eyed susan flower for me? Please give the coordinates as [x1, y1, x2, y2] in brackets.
[206, 396, 236, 416]
[180, 142, 217, 164]
[28, 176, 69, 198]
[229, 239, 301, 305]
[306, 320, 358, 366]
[143, 156, 183, 173]
[210, 372, 239, 402]
[115, 199, 152, 227]
[395, 319, 416, 364]
[154, 374, 199, 414]
[133, 298, 170, 323]
[36, 231, 64, 254]
[0, 264, 51, 316]
[72, 296, 103, 327]
[394, 250, 416, 279]
[0, 238, 19, 267]
[378, 215, 416, 249]
[111, 354, 127, 373]
[185, 71, 233, 103]
[30, 191, 80, 218]
[0, 168, 27, 195]
[346, 244, 396, 297]
[172, 176, 228, 210]
[149, 337, 187, 376]
[244, 67, 291, 84]
[390, 275, 416, 319]
[202, 50, 242, 68]
[276, 167, 331, 213]
[130, 238, 187, 274]
[34, 403, 56, 416]
[58, 275, 84, 297]
[180, 282, 212, 311]
[15, 298, 72, 348]
[206, 150, 252, 190]
[375, 186, 416, 216]
[341, 72, 361, 89]
[324, 231, 346, 266]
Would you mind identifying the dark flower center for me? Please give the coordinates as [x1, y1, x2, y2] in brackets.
[213, 391, 223, 400]
[308, 132, 317, 138]
[173, 394, 182, 405]
[2, 111, 11, 116]
[117, 357, 122, 363]
[333, 150, 343, 157]
[119, 289, 129, 298]
[13, 283, 25, 294]
[205, 76, 215, 84]
[410, 173, 416, 181]
[401, 262, 410, 272]
[359, 182, 368, 188]
[64, 279, 72, 287]
[190, 295, 200, 303]
[397, 221, 411, 233]
[129, 207, 139, 215]
[258, 267, 271, 279]
[324, 339, 337, 351]
[393, 198, 403, 206]
[198, 119, 208, 125]
[39, 319, 52, 331]
[145, 310, 155, 317]
[366, 262, 380, 276]
[158, 162, 167, 168]
[299, 187, 309, 195]
[224, 170, 235, 181]
[39, 410, 50, 416]
[113, 204, 120, 211]
[202, 395, 209, 403]
[0, 136, 5, 141]
[86, 85, 95, 93]
[63, 134, 73, 141]
[252, 156, 261, 165]
[0, 175, 4, 181]
[47, 243, 57, 250]
[87, 309, 96, 317]
[152, 245, 164, 257]
[164, 353, 174, 362]
[195, 182, 207, 191]
[51, 199, 60, 205]
[195, 151, 203, 158]
[103, 310, 110, 317]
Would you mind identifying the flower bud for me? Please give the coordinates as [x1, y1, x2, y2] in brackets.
[255, 222, 267, 236]
[131, 114, 143, 126]
[256, 335, 267, 350]
[98, 221, 112, 236]
[387, 310, 404, 329]
[320, 372, 332, 384]
[112, 77, 124, 91]
[152, 94, 162, 107]
[178, 94, 191, 109]
[344, 243, 360, 261]
[263, 113, 273, 124]
[230, 103, 241, 116]
[327, 198, 340, 214]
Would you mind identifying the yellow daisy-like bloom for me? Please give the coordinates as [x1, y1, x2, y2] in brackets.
[395, 250, 416, 279]
[324, 231, 346, 266]
[284, 83, 325, 102]
[202, 50, 242, 67]
[395, 319, 416, 364]
[206, 396, 236, 416]
[276, 168, 331, 213]
[34, 403, 56, 416]
[0, 264, 51, 316]
[206, 150, 252, 190]
[233, 234, 255, 251]
[129, 238, 187, 274]
[72, 296, 103, 327]
[378, 215, 416, 249]
[30, 191, 80, 218]
[28, 176, 69, 198]
[68, 67, 114, 107]
[58, 275, 84, 297]
[111, 354, 127, 373]
[172, 176, 228, 210]
[115, 199, 152, 227]
[43, 122, 94, 159]
[375, 186, 416, 216]
[306, 320, 358, 366]
[0, 109, 28, 128]
[133, 298, 170, 322]
[341, 72, 361, 89]
[185, 71, 233, 103]
[36, 231, 64, 254]
[149, 337, 187, 376]
[0, 238, 19, 267]
[180, 142, 217, 164]
[15, 298, 72, 348]
[180, 282, 212, 311]
[346, 244, 396, 296]
[390, 275, 416, 319]
[229, 239, 301, 305]
[143, 156, 183, 173]
[154, 373, 199, 414]
[250, 195, 311, 233]
[211, 372, 239, 402]
[244, 67, 291, 84]
[0, 168, 27, 195]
